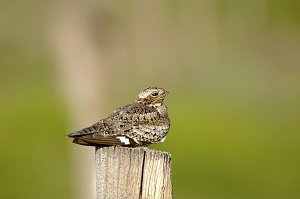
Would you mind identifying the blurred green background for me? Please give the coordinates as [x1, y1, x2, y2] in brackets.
[1, 0, 300, 199]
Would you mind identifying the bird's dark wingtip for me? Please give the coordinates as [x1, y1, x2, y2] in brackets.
[66, 132, 77, 138]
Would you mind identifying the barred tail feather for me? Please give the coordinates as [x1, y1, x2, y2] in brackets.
[67, 124, 98, 138]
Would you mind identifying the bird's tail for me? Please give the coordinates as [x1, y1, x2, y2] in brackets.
[66, 122, 99, 138]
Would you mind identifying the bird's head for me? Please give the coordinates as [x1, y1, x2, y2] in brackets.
[135, 87, 169, 106]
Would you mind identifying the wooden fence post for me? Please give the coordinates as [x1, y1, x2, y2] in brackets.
[95, 146, 172, 199]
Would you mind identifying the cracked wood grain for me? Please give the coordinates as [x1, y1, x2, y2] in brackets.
[95, 146, 172, 199]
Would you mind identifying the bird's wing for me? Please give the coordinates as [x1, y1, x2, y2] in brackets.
[67, 120, 138, 146]
[67, 103, 158, 146]
[72, 134, 140, 147]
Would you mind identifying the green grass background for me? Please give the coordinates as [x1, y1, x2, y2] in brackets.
[1, 1, 300, 198]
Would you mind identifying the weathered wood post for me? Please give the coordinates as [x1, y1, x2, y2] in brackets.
[95, 146, 172, 199]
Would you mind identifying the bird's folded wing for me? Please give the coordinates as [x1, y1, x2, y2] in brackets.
[67, 121, 107, 137]
[72, 134, 139, 147]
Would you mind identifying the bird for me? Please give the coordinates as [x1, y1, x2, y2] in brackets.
[67, 87, 170, 147]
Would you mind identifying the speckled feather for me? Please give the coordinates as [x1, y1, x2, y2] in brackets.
[67, 87, 170, 147]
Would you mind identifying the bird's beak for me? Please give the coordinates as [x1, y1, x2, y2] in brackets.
[165, 90, 170, 95]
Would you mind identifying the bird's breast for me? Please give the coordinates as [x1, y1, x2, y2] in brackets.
[156, 105, 168, 115]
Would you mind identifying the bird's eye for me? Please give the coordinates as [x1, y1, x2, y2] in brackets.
[152, 92, 159, 96]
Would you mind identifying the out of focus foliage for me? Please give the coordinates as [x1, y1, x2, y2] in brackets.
[1, 0, 300, 199]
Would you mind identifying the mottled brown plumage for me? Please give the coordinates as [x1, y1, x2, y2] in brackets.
[67, 87, 170, 147]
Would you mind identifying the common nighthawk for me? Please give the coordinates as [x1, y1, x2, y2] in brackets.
[67, 87, 170, 147]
